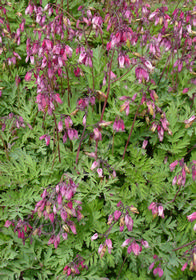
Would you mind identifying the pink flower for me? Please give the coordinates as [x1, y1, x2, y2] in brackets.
[148, 202, 158, 216]
[62, 233, 68, 240]
[97, 168, 103, 177]
[125, 214, 133, 231]
[150, 122, 157, 132]
[132, 242, 141, 255]
[39, 135, 50, 146]
[54, 93, 63, 104]
[68, 129, 78, 140]
[181, 262, 188, 271]
[184, 115, 196, 124]
[57, 193, 62, 205]
[93, 128, 102, 141]
[45, 135, 50, 146]
[141, 240, 149, 248]
[25, 72, 32, 81]
[169, 160, 179, 171]
[149, 262, 155, 270]
[114, 210, 121, 220]
[142, 140, 148, 149]
[54, 234, 60, 248]
[4, 220, 12, 227]
[113, 118, 125, 132]
[91, 161, 99, 170]
[153, 267, 163, 277]
[160, 118, 169, 131]
[106, 239, 113, 254]
[69, 223, 77, 234]
[135, 67, 149, 83]
[122, 238, 131, 247]
[60, 210, 67, 222]
[49, 213, 54, 223]
[187, 212, 196, 222]
[107, 214, 113, 225]
[91, 233, 98, 241]
[98, 244, 104, 256]
[157, 125, 164, 141]
[127, 245, 132, 254]
[158, 205, 164, 218]
[172, 175, 177, 185]
[183, 88, 189, 94]
[118, 55, 125, 68]
[58, 121, 63, 132]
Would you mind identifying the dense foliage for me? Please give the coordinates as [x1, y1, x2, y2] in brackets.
[0, 0, 196, 279]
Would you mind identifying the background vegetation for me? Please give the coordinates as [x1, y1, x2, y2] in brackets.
[0, 0, 196, 279]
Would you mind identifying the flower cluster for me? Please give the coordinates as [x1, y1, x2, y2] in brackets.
[181, 246, 196, 272]
[90, 158, 116, 179]
[148, 202, 164, 218]
[149, 255, 164, 278]
[58, 116, 78, 143]
[187, 212, 196, 231]
[91, 202, 141, 258]
[4, 219, 32, 245]
[170, 158, 196, 186]
[63, 255, 88, 276]
[121, 238, 149, 256]
[32, 176, 82, 248]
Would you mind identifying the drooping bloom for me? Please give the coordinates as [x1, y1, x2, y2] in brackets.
[187, 212, 196, 222]
[125, 214, 133, 231]
[132, 242, 141, 256]
[91, 233, 98, 241]
[106, 239, 113, 254]
[153, 267, 163, 277]
[4, 220, 12, 227]
[181, 262, 188, 271]
[169, 160, 178, 171]
[121, 238, 131, 247]
[157, 205, 164, 218]
[97, 168, 103, 178]
[25, 72, 32, 81]
[113, 118, 125, 132]
[149, 262, 155, 270]
[135, 67, 149, 83]
[114, 210, 121, 220]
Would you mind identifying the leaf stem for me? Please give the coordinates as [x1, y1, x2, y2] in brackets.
[100, 49, 115, 122]
[173, 240, 196, 251]
[53, 112, 61, 163]
[122, 98, 142, 159]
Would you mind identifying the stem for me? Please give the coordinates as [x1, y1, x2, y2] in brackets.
[158, 54, 172, 85]
[100, 49, 115, 122]
[82, 26, 95, 94]
[0, 133, 9, 160]
[99, 220, 118, 239]
[76, 122, 86, 165]
[116, 255, 127, 280]
[67, 0, 69, 13]
[112, 131, 114, 156]
[187, 144, 196, 155]
[53, 113, 61, 163]
[52, 3, 77, 22]
[122, 99, 142, 159]
[168, 185, 182, 204]
[65, 67, 71, 107]
[111, 64, 134, 84]
[173, 240, 196, 251]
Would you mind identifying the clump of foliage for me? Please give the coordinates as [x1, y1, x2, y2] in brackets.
[0, 0, 196, 279]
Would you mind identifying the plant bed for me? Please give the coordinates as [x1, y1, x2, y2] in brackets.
[0, 0, 196, 279]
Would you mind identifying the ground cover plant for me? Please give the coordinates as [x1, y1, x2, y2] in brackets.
[0, 0, 196, 279]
